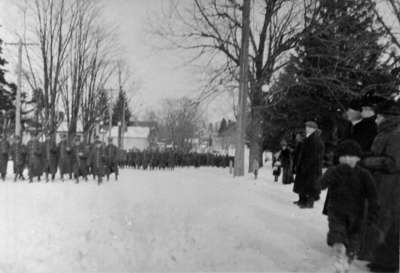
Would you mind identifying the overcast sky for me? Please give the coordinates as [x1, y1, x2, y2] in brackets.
[0, 0, 234, 123]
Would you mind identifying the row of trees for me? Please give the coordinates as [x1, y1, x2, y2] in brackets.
[0, 0, 134, 141]
[153, 0, 400, 167]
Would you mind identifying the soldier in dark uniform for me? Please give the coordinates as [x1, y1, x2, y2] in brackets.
[58, 134, 73, 181]
[27, 132, 44, 182]
[11, 135, 26, 181]
[105, 137, 118, 181]
[0, 134, 9, 181]
[91, 136, 106, 184]
[72, 135, 89, 183]
[167, 149, 175, 171]
[42, 133, 58, 182]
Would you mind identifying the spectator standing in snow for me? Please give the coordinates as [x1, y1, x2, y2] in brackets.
[343, 98, 378, 262]
[278, 139, 293, 184]
[320, 140, 379, 273]
[361, 100, 400, 273]
[293, 120, 324, 208]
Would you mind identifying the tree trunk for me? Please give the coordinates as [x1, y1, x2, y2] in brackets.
[248, 108, 264, 173]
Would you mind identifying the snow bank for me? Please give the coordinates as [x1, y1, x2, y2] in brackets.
[0, 166, 369, 272]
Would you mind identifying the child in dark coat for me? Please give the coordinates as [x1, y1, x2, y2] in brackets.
[320, 140, 379, 273]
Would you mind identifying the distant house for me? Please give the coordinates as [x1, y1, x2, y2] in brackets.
[55, 121, 83, 142]
[109, 125, 154, 151]
[211, 122, 236, 156]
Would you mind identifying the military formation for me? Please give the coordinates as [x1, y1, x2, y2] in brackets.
[120, 149, 233, 170]
[0, 132, 119, 184]
[0, 131, 234, 184]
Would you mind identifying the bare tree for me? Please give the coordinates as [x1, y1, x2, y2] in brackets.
[371, 0, 400, 66]
[160, 97, 202, 152]
[20, 0, 125, 140]
[21, 0, 78, 134]
[151, 0, 308, 169]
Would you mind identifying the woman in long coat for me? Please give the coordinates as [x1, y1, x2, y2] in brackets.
[0, 135, 9, 180]
[362, 101, 400, 272]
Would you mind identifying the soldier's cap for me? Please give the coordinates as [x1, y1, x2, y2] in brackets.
[360, 94, 386, 109]
[305, 121, 318, 129]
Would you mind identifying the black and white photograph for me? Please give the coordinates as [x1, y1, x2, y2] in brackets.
[0, 0, 399, 272]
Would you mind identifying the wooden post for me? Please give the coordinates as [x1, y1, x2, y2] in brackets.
[234, 0, 250, 177]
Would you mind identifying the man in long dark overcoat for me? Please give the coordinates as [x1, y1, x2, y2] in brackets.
[58, 134, 73, 181]
[27, 132, 44, 182]
[105, 137, 118, 181]
[293, 121, 325, 208]
[42, 134, 58, 182]
[361, 100, 400, 272]
[11, 135, 26, 181]
[0, 135, 9, 181]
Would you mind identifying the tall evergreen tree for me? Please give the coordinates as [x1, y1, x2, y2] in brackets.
[293, 0, 392, 116]
[263, 0, 399, 150]
[112, 90, 131, 127]
[0, 38, 16, 134]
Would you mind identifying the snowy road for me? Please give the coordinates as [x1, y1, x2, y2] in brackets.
[0, 167, 369, 272]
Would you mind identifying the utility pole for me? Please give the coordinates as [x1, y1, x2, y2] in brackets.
[117, 63, 126, 150]
[234, 0, 250, 177]
[5, 39, 38, 137]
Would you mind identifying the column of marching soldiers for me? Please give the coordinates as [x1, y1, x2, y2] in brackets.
[119, 148, 234, 171]
[0, 132, 119, 184]
[0, 132, 234, 184]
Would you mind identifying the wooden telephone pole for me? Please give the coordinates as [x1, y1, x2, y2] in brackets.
[5, 39, 38, 137]
[234, 0, 250, 177]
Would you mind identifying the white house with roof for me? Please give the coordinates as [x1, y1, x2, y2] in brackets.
[55, 121, 83, 142]
[109, 126, 151, 151]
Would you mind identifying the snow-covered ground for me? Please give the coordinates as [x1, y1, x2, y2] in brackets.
[0, 165, 369, 273]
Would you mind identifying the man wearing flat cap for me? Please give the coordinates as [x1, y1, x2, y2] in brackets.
[293, 120, 325, 208]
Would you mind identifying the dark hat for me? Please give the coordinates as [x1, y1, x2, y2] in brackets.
[336, 139, 362, 158]
[305, 121, 318, 129]
[361, 94, 386, 109]
[375, 99, 400, 116]
[347, 99, 362, 111]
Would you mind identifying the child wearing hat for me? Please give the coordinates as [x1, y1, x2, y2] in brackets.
[320, 139, 379, 273]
